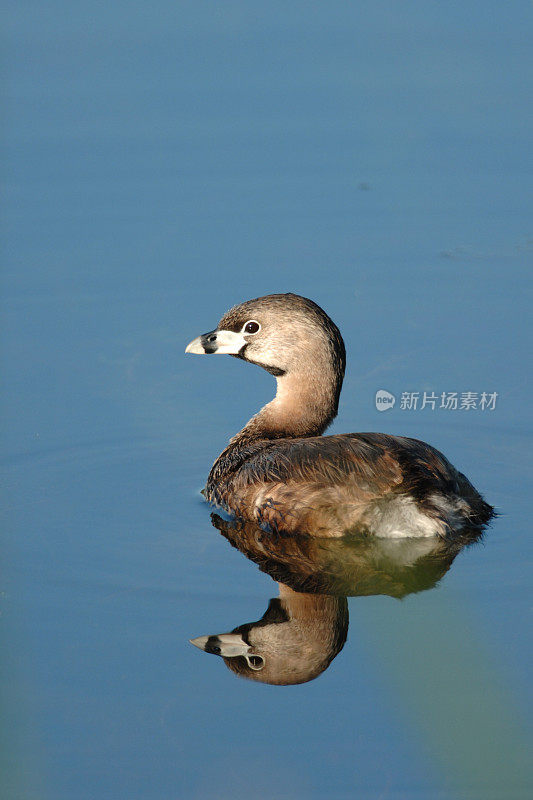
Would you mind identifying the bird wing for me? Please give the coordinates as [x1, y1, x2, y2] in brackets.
[232, 432, 405, 492]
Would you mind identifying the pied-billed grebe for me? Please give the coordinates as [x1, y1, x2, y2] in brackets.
[185, 293, 493, 538]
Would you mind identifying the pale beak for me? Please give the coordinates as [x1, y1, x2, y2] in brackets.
[189, 633, 265, 670]
[185, 329, 247, 355]
[189, 633, 251, 658]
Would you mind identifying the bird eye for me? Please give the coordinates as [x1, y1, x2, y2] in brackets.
[246, 654, 265, 670]
[243, 320, 260, 334]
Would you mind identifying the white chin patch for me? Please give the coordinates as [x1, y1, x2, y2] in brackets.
[213, 329, 247, 354]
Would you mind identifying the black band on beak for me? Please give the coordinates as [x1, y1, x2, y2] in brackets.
[200, 330, 219, 354]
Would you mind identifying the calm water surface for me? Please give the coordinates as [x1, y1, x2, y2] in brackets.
[2, 3, 532, 799]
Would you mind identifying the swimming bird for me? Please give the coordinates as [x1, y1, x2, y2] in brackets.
[185, 293, 493, 538]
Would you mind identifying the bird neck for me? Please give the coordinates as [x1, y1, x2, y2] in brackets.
[231, 367, 343, 444]
[206, 365, 343, 497]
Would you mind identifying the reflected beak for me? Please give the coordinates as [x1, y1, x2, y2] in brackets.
[185, 329, 247, 355]
[189, 633, 251, 658]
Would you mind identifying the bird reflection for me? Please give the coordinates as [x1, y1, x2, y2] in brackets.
[190, 515, 484, 685]
[191, 588, 348, 686]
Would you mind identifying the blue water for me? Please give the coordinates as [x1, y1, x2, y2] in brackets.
[2, 2, 532, 798]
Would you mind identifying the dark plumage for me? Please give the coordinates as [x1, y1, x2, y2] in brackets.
[186, 293, 493, 538]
